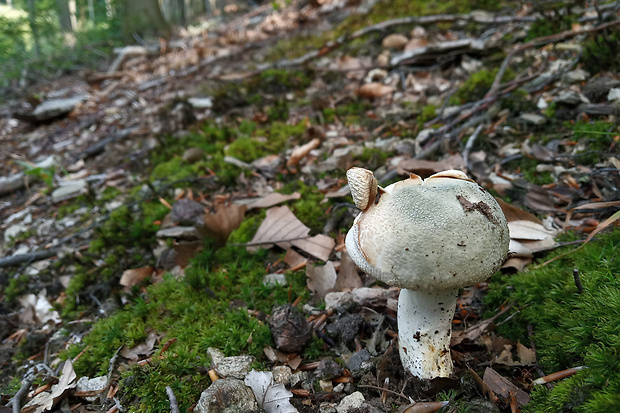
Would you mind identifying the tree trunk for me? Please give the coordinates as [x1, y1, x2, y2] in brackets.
[121, 0, 170, 40]
[55, 0, 76, 47]
[88, 0, 95, 21]
[26, 0, 40, 56]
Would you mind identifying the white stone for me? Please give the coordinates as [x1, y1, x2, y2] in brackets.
[336, 391, 366, 413]
[51, 179, 87, 202]
[608, 88, 620, 102]
[272, 366, 292, 384]
[76, 376, 107, 402]
[5, 223, 28, 242]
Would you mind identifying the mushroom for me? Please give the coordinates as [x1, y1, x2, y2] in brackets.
[345, 167, 509, 380]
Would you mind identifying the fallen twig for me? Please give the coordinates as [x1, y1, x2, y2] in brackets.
[166, 386, 180, 413]
[8, 378, 32, 413]
[462, 124, 484, 171]
[532, 366, 586, 385]
[487, 18, 620, 97]
[258, 11, 540, 71]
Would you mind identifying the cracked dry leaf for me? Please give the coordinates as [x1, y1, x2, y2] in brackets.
[244, 370, 298, 413]
[119, 267, 154, 288]
[483, 367, 530, 407]
[23, 360, 77, 413]
[246, 192, 301, 209]
[198, 202, 247, 245]
[248, 206, 334, 261]
[307, 261, 337, 299]
[356, 82, 394, 98]
[334, 251, 363, 291]
[120, 332, 160, 361]
[495, 342, 536, 366]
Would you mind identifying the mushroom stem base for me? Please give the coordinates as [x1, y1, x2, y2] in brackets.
[397, 288, 457, 380]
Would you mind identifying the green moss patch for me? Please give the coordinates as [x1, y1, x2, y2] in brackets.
[484, 228, 620, 412]
[64, 244, 310, 412]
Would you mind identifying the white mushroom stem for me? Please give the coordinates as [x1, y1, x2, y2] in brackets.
[397, 288, 457, 380]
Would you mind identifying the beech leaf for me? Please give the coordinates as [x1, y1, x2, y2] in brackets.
[244, 370, 298, 413]
[248, 206, 334, 261]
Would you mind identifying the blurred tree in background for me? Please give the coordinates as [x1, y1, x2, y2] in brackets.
[0, 0, 228, 89]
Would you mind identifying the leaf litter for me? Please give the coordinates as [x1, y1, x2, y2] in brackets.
[0, 1, 619, 412]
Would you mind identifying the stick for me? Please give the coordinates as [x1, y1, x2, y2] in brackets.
[462, 124, 484, 171]
[9, 378, 32, 413]
[260, 12, 540, 71]
[487, 18, 620, 97]
[166, 386, 180, 413]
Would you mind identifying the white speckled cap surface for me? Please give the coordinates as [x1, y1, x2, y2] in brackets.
[345, 172, 510, 291]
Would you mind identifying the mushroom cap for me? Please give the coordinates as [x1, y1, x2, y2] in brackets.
[345, 170, 510, 291]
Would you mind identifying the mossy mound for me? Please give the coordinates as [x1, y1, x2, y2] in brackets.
[63, 243, 311, 412]
[485, 228, 620, 412]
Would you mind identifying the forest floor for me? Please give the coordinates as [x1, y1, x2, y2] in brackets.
[1, 0, 619, 412]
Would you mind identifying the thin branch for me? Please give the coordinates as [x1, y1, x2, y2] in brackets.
[487, 18, 620, 97]
[9, 378, 32, 413]
[166, 386, 180, 413]
[259, 12, 540, 71]
[462, 124, 484, 171]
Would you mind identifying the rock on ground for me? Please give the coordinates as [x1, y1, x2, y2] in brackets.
[194, 378, 258, 413]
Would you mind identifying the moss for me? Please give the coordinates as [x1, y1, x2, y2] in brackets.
[451, 68, 515, 105]
[64, 244, 310, 413]
[500, 88, 536, 113]
[417, 104, 437, 127]
[525, 13, 575, 41]
[226, 121, 305, 163]
[571, 121, 617, 165]
[57, 202, 81, 219]
[582, 30, 620, 74]
[4, 274, 30, 304]
[228, 211, 266, 245]
[355, 147, 392, 171]
[265, 0, 510, 62]
[150, 157, 194, 182]
[484, 229, 620, 412]
[520, 157, 554, 185]
[281, 182, 329, 234]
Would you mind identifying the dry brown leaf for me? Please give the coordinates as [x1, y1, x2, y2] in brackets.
[400, 401, 449, 413]
[525, 184, 557, 212]
[382, 33, 409, 49]
[246, 192, 301, 209]
[356, 83, 394, 98]
[199, 203, 247, 245]
[22, 360, 77, 413]
[120, 332, 160, 361]
[173, 241, 204, 268]
[334, 250, 363, 291]
[508, 220, 557, 241]
[287, 138, 321, 167]
[248, 206, 334, 261]
[337, 55, 370, 80]
[284, 248, 306, 269]
[495, 343, 536, 366]
[397, 155, 466, 178]
[539, 209, 620, 267]
[404, 37, 429, 50]
[496, 197, 542, 224]
[120, 267, 154, 288]
[483, 367, 530, 407]
[501, 256, 532, 272]
[307, 261, 337, 299]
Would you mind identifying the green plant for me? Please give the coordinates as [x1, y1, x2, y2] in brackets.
[485, 229, 620, 412]
[582, 30, 620, 74]
[16, 160, 55, 192]
[63, 242, 310, 413]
